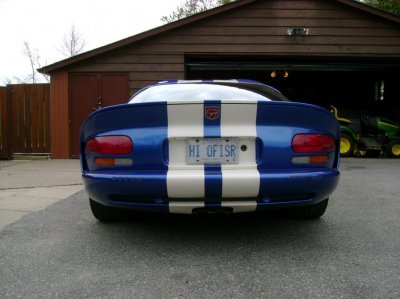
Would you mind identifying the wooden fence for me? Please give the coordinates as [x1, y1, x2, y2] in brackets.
[0, 84, 50, 159]
[0, 86, 11, 159]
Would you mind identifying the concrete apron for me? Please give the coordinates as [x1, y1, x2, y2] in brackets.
[0, 159, 83, 229]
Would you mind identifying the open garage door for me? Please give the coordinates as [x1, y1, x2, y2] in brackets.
[186, 56, 400, 122]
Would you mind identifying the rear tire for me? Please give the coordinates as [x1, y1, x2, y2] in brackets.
[285, 198, 329, 220]
[340, 133, 353, 157]
[386, 140, 400, 158]
[89, 198, 119, 222]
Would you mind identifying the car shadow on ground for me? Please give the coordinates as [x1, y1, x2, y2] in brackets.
[90, 208, 332, 249]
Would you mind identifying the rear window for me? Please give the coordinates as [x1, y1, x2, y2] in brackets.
[129, 83, 287, 104]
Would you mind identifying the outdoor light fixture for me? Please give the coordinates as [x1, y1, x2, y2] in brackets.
[270, 71, 289, 78]
[287, 27, 310, 36]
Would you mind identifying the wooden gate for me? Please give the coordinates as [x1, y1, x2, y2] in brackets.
[0, 84, 50, 159]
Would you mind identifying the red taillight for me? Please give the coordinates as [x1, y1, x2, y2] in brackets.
[86, 136, 133, 155]
[292, 134, 335, 153]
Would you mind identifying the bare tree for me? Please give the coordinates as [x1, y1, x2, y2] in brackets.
[16, 26, 85, 84]
[22, 41, 49, 83]
[23, 41, 39, 83]
[2, 77, 14, 86]
[58, 25, 86, 57]
[161, 0, 234, 23]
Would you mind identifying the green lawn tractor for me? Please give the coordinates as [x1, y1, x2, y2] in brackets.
[330, 105, 400, 158]
[362, 116, 400, 158]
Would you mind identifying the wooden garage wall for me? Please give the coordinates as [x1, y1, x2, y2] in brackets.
[67, 0, 400, 95]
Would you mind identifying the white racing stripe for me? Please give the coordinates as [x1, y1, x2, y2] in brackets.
[169, 201, 257, 214]
[177, 80, 203, 84]
[221, 201, 257, 213]
[167, 103, 204, 198]
[221, 166, 260, 198]
[213, 79, 239, 83]
[220, 103, 260, 198]
[167, 169, 204, 198]
[169, 201, 205, 214]
[220, 103, 257, 137]
[167, 104, 203, 138]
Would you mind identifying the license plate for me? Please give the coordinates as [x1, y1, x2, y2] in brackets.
[187, 138, 239, 164]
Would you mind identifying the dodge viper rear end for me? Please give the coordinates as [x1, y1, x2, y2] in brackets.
[81, 80, 340, 221]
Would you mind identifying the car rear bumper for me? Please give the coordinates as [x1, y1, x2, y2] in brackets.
[82, 169, 339, 214]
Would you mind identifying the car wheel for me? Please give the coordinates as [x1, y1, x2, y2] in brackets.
[285, 198, 329, 220]
[89, 198, 119, 222]
[386, 140, 400, 158]
[340, 133, 353, 157]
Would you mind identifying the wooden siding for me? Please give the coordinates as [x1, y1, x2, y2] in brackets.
[67, 0, 400, 94]
[172, 26, 400, 37]
[68, 52, 185, 95]
[50, 72, 69, 158]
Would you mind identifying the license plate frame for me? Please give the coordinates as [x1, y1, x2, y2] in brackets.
[186, 138, 239, 164]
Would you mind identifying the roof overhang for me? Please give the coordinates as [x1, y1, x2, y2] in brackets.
[38, 0, 400, 75]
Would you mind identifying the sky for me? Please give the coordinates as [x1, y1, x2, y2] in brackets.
[0, 0, 184, 84]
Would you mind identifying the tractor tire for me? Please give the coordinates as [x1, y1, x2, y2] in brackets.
[340, 133, 354, 157]
[387, 140, 400, 158]
[89, 198, 120, 222]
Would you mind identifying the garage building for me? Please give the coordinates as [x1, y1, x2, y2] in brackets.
[39, 0, 400, 158]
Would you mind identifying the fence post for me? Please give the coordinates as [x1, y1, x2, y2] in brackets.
[0, 87, 6, 159]
[0, 86, 13, 159]
[6, 85, 13, 159]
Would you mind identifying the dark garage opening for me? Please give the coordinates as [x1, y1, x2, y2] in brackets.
[186, 56, 400, 122]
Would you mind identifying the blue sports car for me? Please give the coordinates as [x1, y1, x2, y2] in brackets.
[81, 80, 340, 221]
